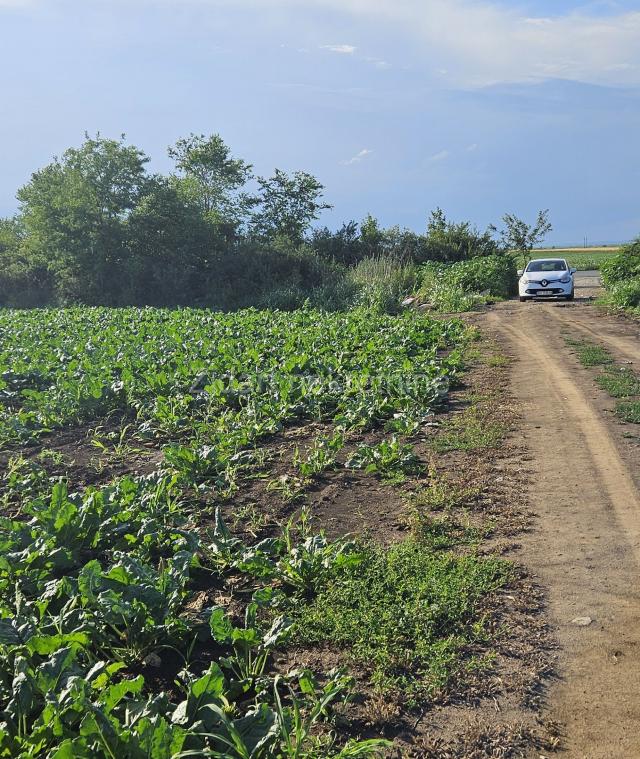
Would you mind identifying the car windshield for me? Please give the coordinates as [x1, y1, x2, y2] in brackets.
[526, 260, 567, 272]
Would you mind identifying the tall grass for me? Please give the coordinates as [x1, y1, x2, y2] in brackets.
[349, 256, 417, 314]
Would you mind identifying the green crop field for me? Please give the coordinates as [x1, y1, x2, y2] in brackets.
[531, 247, 620, 270]
[0, 306, 513, 757]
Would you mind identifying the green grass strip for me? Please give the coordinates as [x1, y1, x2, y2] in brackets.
[292, 538, 512, 703]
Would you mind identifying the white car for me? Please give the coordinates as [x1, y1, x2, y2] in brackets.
[518, 258, 576, 302]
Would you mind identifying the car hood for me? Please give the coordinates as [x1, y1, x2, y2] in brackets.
[523, 271, 569, 282]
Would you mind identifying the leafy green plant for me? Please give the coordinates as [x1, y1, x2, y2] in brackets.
[345, 436, 422, 482]
[91, 422, 141, 462]
[277, 517, 363, 593]
[266, 474, 307, 503]
[293, 430, 344, 479]
[272, 671, 392, 758]
[209, 604, 292, 683]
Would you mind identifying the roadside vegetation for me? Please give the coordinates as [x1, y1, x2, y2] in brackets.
[564, 338, 614, 367]
[599, 238, 640, 312]
[417, 255, 518, 312]
[566, 336, 640, 426]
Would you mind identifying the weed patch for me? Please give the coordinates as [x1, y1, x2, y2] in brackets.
[616, 400, 640, 424]
[486, 353, 511, 368]
[291, 538, 512, 702]
[432, 405, 507, 453]
[565, 338, 613, 367]
[410, 471, 481, 514]
[596, 367, 640, 398]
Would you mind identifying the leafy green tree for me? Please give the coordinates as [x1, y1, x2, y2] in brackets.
[17, 134, 149, 304]
[250, 169, 331, 244]
[425, 208, 502, 262]
[168, 133, 252, 227]
[498, 209, 552, 266]
[359, 214, 385, 258]
[309, 221, 361, 266]
[0, 216, 24, 254]
[0, 216, 54, 306]
[125, 177, 214, 305]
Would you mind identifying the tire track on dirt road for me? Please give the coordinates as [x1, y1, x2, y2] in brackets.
[555, 311, 640, 365]
[483, 304, 640, 758]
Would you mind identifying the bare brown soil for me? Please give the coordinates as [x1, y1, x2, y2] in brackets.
[471, 273, 640, 758]
[0, 421, 163, 505]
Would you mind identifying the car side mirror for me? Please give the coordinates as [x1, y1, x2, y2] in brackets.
[517, 269, 524, 277]
[570, 268, 577, 274]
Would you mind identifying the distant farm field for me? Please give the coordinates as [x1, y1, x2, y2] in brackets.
[531, 247, 621, 270]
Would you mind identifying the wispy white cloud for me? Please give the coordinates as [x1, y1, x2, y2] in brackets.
[342, 148, 373, 165]
[429, 149, 450, 162]
[329, 0, 640, 87]
[261, 0, 640, 87]
[319, 44, 391, 70]
[364, 56, 390, 70]
[320, 44, 357, 54]
[466, 143, 478, 152]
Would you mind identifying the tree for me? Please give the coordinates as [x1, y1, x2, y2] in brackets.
[168, 134, 252, 227]
[499, 210, 552, 266]
[309, 221, 362, 266]
[249, 169, 332, 245]
[359, 214, 385, 258]
[424, 208, 502, 262]
[124, 177, 214, 305]
[0, 216, 24, 257]
[17, 134, 149, 303]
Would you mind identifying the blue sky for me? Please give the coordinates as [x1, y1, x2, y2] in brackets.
[1, 0, 639, 244]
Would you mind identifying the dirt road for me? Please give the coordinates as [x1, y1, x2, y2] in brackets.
[478, 273, 640, 758]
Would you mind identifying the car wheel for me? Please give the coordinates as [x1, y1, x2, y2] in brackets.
[519, 296, 527, 302]
[566, 291, 574, 301]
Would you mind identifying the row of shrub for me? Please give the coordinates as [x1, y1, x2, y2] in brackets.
[601, 238, 640, 311]
[256, 254, 518, 315]
[0, 240, 516, 316]
[0, 134, 526, 312]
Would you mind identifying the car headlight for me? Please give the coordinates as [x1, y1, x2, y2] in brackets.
[521, 277, 530, 284]
[559, 274, 572, 284]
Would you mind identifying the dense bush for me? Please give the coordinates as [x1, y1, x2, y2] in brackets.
[600, 238, 640, 288]
[607, 279, 640, 309]
[421, 208, 505, 263]
[418, 255, 518, 312]
[599, 239, 640, 312]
